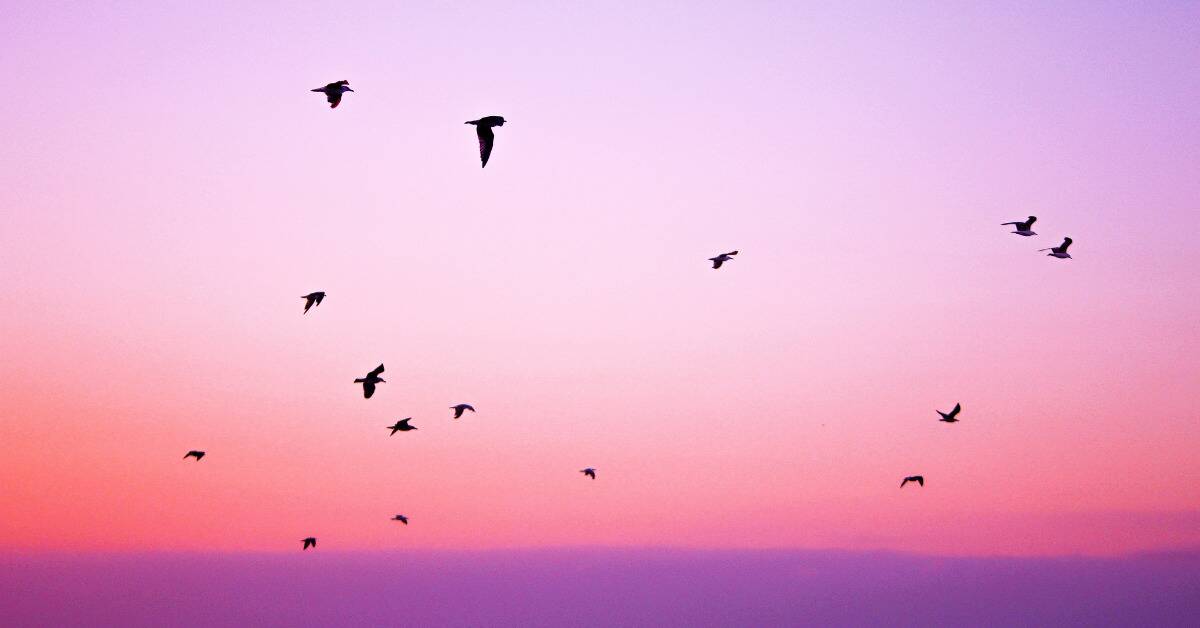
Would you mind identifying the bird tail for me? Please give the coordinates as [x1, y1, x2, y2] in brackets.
[354, 378, 365, 383]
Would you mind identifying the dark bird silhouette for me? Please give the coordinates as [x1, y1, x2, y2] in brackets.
[392, 515, 409, 525]
[311, 80, 353, 108]
[451, 404, 475, 419]
[465, 116, 506, 167]
[1039, 237, 1073, 259]
[388, 418, 417, 435]
[355, 364, 386, 399]
[301, 537, 317, 550]
[709, 251, 738, 269]
[937, 403, 962, 423]
[1001, 216, 1038, 236]
[901, 475, 924, 488]
[301, 291, 325, 314]
[581, 468, 596, 479]
[183, 450, 205, 461]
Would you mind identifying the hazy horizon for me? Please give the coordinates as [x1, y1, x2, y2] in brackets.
[4, 547, 1199, 626]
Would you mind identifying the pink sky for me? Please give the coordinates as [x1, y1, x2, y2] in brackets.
[1, 1, 1198, 559]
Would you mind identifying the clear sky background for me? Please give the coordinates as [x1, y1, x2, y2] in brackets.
[1, 1, 1198, 559]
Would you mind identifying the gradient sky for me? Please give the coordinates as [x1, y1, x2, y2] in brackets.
[1, 1, 1198, 558]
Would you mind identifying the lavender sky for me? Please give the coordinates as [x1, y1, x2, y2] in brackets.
[1, 0, 1198, 623]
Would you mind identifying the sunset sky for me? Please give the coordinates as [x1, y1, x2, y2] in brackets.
[2, 0, 1198, 581]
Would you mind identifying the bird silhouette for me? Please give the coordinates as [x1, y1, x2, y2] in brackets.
[451, 404, 475, 419]
[901, 475, 924, 488]
[355, 364, 386, 399]
[709, 251, 738, 269]
[1039, 237, 1073, 259]
[183, 450, 205, 461]
[301, 537, 317, 550]
[392, 515, 409, 525]
[311, 80, 353, 108]
[301, 291, 325, 314]
[465, 116, 506, 167]
[581, 468, 596, 479]
[937, 403, 962, 423]
[1001, 216, 1038, 236]
[388, 418, 417, 435]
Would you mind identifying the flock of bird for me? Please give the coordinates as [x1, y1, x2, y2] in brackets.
[181, 82, 1077, 550]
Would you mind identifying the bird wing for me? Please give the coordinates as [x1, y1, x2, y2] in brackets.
[949, 403, 961, 418]
[327, 90, 342, 108]
[303, 297, 314, 314]
[916, 477, 924, 486]
[363, 381, 376, 398]
[1001, 222, 1021, 226]
[453, 407, 464, 418]
[477, 125, 495, 167]
[314, 293, 324, 306]
[900, 478, 909, 487]
[1059, 238, 1072, 252]
[711, 258, 724, 269]
[370, 364, 385, 378]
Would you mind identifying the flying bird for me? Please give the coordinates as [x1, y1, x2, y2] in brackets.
[388, 418, 417, 435]
[301, 291, 325, 314]
[581, 468, 596, 479]
[901, 475, 924, 488]
[709, 251, 738, 269]
[937, 403, 962, 423]
[311, 80, 353, 108]
[301, 537, 317, 550]
[451, 404, 475, 419]
[1039, 237, 1073, 259]
[465, 116, 506, 167]
[1001, 216, 1038, 236]
[392, 515, 409, 525]
[183, 450, 205, 461]
[355, 364, 386, 399]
